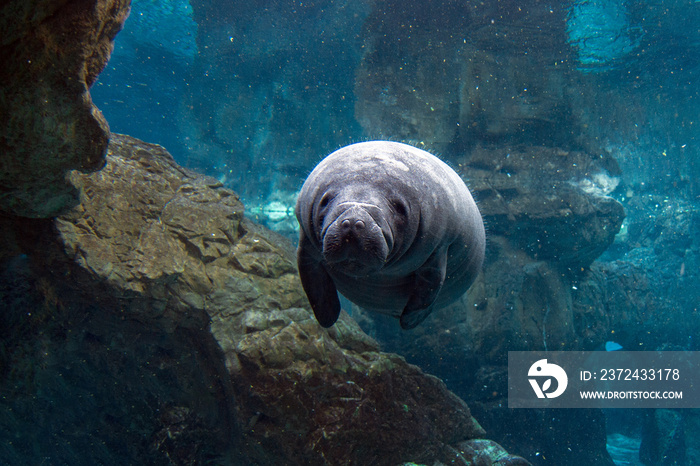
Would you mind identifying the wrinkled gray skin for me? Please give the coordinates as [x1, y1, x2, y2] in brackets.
[296, 141, 485, 329]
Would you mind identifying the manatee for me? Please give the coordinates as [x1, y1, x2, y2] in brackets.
[295, 141, 485, 329]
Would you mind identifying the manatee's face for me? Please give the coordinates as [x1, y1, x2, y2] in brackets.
[315, 190, 402, 277]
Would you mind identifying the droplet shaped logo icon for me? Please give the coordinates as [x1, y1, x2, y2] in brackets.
[528, 359, 568, 399]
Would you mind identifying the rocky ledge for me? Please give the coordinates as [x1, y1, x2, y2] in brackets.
[0, 134, 528, 465]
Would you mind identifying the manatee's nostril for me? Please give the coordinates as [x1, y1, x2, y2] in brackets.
[354, 220, 365, 230]
[341, 219, 351, 229]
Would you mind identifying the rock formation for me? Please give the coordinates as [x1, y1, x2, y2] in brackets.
[0, 134, 529, 465]
[0, 0, 130, 218]
[354, 0, 576, 153]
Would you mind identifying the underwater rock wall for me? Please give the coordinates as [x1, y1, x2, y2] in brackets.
[578, 199, 700, 354]
[0, 0, 131, 218]
[349, 3, 626, 460]
[349, 3, 698, 463]
[354, 0, 576, 152]
[0, 134, 532, 465]
[640, 408, 700, 466]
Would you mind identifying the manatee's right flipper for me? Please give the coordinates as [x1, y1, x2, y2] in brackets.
[297, 234, 341, 327]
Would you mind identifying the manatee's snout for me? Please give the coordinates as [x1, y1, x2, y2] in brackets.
[322, 205, 388, 275]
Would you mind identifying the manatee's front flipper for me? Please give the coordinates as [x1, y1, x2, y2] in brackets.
[399, 305, 435, 330]
[400, 250, 447, 329]
[297, 234, 341, 327]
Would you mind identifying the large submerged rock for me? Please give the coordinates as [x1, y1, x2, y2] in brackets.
[466, 145, 624, 269]
[0, 134, 529, 465]
[0, 0, 130, 218]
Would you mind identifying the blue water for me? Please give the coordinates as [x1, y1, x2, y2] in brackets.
[82, 0, 700, 464]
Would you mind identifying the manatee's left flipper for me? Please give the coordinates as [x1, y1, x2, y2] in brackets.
[400, 250, 447, 329]
[399, 306, 435, 330]
[297, 234, 341, 327]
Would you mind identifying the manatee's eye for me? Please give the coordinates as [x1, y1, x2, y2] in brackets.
[319, 193, 333, 209]
[317, 193, 334, 228]
[391, 199, 408, 218]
